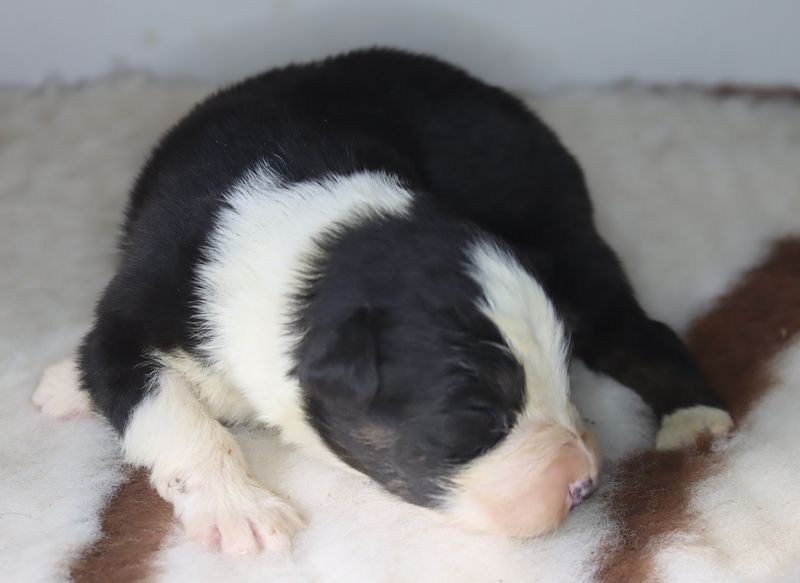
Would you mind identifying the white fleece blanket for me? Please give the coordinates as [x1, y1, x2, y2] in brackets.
[1, 76, 799, 582]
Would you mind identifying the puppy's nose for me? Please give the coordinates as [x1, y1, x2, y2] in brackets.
[568, 477, 597, 509]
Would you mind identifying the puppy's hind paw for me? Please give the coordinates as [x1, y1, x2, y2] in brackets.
[656, 405, 734, 450]
[32, 358, 93, 419]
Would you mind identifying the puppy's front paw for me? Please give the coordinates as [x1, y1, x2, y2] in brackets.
[169, 473, 304, 555]
[655, 405, 734, 450]
[32, 358, 93, 419]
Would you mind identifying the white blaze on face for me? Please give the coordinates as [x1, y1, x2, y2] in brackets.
[441, 240, 601, 537]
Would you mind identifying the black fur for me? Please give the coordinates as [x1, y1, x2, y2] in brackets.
[291, 208, 525, 504]
[79, 48, 724, 506]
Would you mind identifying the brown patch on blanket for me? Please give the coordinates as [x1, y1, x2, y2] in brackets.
[688, 239, 800, 421]
[620, 80, 800, 103]
[597, 436, 717, 582]
[709, 84, 800, 102]
[70, 469, 174, 583]
[598, 238, 800, 581]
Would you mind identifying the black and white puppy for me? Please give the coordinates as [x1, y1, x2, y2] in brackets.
[34, 48, 732, 553]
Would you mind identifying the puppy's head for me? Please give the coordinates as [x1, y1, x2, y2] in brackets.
[295, 227, 599, 537]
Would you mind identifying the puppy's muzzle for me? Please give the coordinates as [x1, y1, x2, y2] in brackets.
[442, 421, 601, 537]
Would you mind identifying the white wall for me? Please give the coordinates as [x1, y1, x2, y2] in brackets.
[1, 0, 798, 90]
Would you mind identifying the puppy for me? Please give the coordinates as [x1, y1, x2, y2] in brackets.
[33, 48, 732, 553]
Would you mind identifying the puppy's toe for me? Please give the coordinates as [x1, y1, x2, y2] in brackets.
[248, 499, 304, 553]
[32, 358, 93, 419]
[217, 517, 262, 555]
[656, 405, 734, 450]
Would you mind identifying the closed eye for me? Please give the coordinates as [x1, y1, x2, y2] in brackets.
[458, 431, 507, 461]
[453, 406, 511, 460]
[466, 405, 511, 433]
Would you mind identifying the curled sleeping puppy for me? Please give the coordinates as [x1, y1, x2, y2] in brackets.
[33, 48, 733, 554]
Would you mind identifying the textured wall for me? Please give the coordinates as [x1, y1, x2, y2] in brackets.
[1, 0, 797, 89]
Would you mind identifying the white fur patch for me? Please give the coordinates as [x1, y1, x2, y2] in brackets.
[157, 350, 257, 425]
[32, 357, 93, 419]
[445, 241, 598, 536]
[467, 238, 575, 428]
[195, 168, 413, 461]
[123, 367, 303, 554]
[655, 405, 734, 450]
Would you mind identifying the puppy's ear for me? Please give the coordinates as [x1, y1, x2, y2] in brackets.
[298, 307, 381, 405]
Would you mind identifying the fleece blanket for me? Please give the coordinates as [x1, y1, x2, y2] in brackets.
[1, 76, 799, 583]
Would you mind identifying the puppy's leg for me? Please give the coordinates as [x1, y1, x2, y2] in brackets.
[79, 323, 302, 553]
[530, 230, 733, 449]
[576, 312, 733, 449]
[124, 368, 303, 553]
